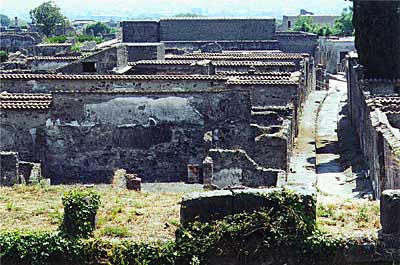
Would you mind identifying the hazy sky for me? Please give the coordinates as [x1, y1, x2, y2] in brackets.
[0, 0, 352, 20]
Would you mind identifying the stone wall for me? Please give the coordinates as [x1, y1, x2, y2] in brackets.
[159, 18, 275, 42]
[45, 90, 251, 184]
[0, 152, 19, 186]
[208, 149, 284, 189]
[125, 43, 165, 62]
[0, 32, 41, 54]
[275, 31, 318, 57]
[129, 61, 211, 75]
[30, 60, 72, 71]
[35, 44, 72, 56]
[226, 81, 299, 106]
[121, 21, 160, 43]
[57, 45, 127, 74]
[163, 40, 280, 54]
[0, 75, 228, 93]
[347, 55, 400, 198]
[0, 109, 48, 162]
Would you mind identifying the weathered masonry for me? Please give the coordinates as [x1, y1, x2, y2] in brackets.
[121, 17, 318, 56]
[347, 54, 400, 198]
[122, 18, 276, 42]
[0, 49, 314, 187]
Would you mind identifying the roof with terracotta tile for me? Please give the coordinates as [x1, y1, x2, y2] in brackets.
[0, 92, 52, 110]
[0, 73, 229, 81]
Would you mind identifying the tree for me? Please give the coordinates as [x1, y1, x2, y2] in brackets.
[333, 7, 354, 36]
[293, 16, 315, 33]
[173, 12, 205, 17]
[0, 14, 10, 27]
[30, 1, 66, 36]
[84, 22, 111, 36]
[293, 16, 333, 37]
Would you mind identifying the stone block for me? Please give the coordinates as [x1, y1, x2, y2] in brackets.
[380, 189, 400, 235]
[126, 174, 141, 191]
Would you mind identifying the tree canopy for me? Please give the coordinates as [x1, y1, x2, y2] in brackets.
[292, 9, 354, 37]
[30, 1, 66, 36]
[293, 17, 332, 37]
[173, 13, 205, 17]
[333, 7, 354, 36]
[84, 22, 111, 36]
[0, 14, 10, 27]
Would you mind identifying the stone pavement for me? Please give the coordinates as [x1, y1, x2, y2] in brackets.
[316, 77, 372, 199]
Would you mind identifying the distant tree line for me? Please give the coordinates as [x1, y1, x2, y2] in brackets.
[293, 7, 354, 37]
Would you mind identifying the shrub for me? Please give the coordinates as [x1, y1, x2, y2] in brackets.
[76, 34, 103, 44]
[44, 35, 67, 43]
[60, 189, 100, 238]
[0, 50, 8, 62]
[0, 190, 344, 265]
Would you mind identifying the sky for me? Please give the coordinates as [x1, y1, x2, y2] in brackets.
[0, 0, 352, 21]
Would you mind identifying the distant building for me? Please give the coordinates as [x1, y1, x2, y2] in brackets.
[71, 19, 96, 31]
[317, 36, 355, 74]
[281, 12, 340, 31]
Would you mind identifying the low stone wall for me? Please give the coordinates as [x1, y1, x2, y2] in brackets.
[180, 185, 315, 225]
[35, 44, 72, 56]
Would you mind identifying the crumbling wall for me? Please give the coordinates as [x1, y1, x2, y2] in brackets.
[45, 90, 251, 184]
[0, 32, 41, 54]
[0, 110, 48, 162]
[57, 45, 127, 74]
[226, 82, 299, 106]
[0, 76, 227, 93]
[251, 119, 292, 171]
[208, 148, 284, 188]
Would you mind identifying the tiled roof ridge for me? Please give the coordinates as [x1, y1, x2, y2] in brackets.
[27, 56, 82, 61]
[226, 79, 298, 85]
[213, 61, 295, 66]
[36, 43, 72, 47]
[0, 73, 229, 81]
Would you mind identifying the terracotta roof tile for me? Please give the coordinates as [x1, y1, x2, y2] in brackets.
[0, 73, 229, 81]
[0, 93, 52, 110]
